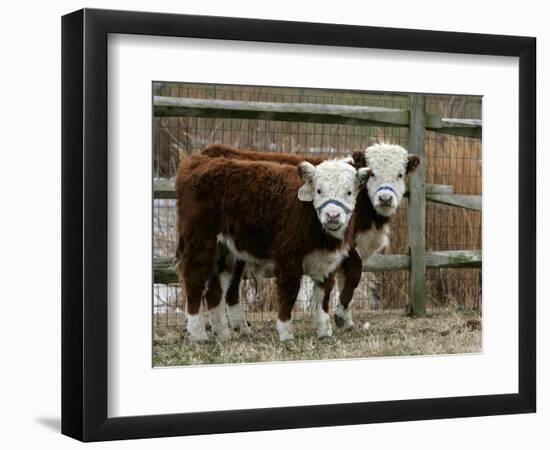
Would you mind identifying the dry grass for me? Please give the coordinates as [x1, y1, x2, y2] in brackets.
[153, 308, 482, 367]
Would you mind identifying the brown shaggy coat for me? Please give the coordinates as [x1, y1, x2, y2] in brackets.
[175, 154, 355, 325]
[199, 144, 415, 324]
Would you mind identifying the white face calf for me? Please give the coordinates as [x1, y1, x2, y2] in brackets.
[297, 160, 370, 239]
[357, 143, 420, 217]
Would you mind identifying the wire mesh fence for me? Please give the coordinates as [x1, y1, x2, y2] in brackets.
[152, 82, 482, 330]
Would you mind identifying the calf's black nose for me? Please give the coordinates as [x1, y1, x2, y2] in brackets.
[325, 212, 341, 223]
[379, 193, 393, 205]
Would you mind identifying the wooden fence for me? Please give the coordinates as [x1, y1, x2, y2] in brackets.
[152, 94, 482, 316]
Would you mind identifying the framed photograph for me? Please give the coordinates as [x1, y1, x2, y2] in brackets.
[62, 8, 536, 442]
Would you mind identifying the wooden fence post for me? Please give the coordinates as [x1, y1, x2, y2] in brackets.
[407, 94, 427, 317]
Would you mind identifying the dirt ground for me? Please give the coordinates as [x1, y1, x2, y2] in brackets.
[153, 308, 482, 366]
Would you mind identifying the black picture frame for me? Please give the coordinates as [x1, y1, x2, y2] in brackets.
[61, 8, 536, 442]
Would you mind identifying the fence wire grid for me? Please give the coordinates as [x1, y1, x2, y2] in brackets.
[153, 82, 482, 329]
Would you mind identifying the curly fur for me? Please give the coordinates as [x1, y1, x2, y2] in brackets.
[195, 144, 419, 331]
[176, 154, 365, 341]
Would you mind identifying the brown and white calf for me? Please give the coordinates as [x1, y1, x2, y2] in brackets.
[175, 155, 369, 341]
[200, 143, 419, 331]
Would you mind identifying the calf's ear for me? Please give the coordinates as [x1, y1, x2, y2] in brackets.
[351, 150, 367, 168]
[298, 183, 313, 202]
[297, 162, 316, 202]
[406, 154, 420, 173]
[298, 161, 316, 182]
[356, 167, 371, 188]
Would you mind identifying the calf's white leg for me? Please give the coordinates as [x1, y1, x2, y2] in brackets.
[187, 304, 208, 342]
[226, 303, 252, 336]
[334, 271, 355, 330]
[335, 302, 354, 330]
[312, 282, 333, 339]
[208, 298, 230, 341]
[221, 270, 252, 336]
[276, 319, 294, 341]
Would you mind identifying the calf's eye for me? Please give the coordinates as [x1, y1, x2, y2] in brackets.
[347, 191, 352, 196]
[398, 173, 403, 178]
[317, 189, 322, 194]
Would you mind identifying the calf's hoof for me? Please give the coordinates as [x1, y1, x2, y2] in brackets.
[276, 319, 294, 342]
[213, 329, 231, 342]
[188, 333, 209, 343]
[343, 322, 354, 332]
[239, 326, 253, 337]
[335, 314, 345, 329]
[317, 325, 333, 340]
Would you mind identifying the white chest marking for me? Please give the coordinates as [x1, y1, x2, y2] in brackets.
[302, 245, 349, 282]
[355, 224, 390, 260]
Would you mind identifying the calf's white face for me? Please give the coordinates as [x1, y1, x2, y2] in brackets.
[358, 143, 420, 217]
[298, 160, 369, 239]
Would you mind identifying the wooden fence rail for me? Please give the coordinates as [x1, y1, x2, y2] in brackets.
[153, 250, 482, 284]
[154, 179, 453, 198]
[154, 96, 482, 138]
[153, 94, 482, 315]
